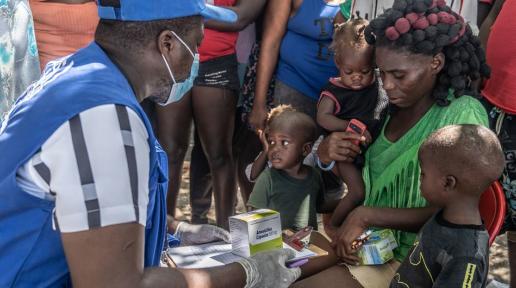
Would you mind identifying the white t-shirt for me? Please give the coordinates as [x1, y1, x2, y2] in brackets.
[16, 104, 150, 232]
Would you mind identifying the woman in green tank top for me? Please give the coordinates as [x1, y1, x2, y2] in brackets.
[296, 1, 492, 287]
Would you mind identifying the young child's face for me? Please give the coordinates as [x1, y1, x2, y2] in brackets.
[336, 48, 374, 90]
[267, 126, 306, 170]
[418, 149, 447, 206]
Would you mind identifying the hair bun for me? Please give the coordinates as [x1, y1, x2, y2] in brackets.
[405, 12, 419, 24]
[413, 17, 430, 29]
[386, 26, 401, 40]
[413, 29, 426, 42]
[395, 18, 411, 33]
[393, 0, 408, 11]
[413, 1, 428, 13]
[427, 13, 438, 25]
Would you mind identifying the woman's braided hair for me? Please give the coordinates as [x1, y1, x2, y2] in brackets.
[364, 0, 490, 106]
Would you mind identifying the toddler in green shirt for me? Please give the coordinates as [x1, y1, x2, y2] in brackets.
[247, 105, 323, 231]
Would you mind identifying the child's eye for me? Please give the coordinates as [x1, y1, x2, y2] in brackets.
[393, 72, 405, 79]
[269, 140, 275, 145]
[281, 140, 289, 146]
[362, 69, 371, 75]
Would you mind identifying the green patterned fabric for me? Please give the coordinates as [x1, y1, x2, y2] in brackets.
[362, 94, 488, 262]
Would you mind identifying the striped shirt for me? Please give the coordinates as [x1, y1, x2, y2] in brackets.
[16, 104, 150, 232]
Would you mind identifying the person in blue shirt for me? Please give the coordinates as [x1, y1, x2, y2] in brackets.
[0, 1, 301, 287]
[249, 0, 342, 132]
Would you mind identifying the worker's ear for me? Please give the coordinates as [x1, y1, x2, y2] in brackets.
[157, 30, 181, 59]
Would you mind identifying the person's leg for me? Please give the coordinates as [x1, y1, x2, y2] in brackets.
[233, 108, 262, 205]
[235, 42, 275, 207]
[192, 85, 237, 229]
[508, 231, 516, 286]
[189, 128, 213, 224]
[155, 92, 193, 219]
[483, 99, 516, 286]
[499, 111, 516, 285]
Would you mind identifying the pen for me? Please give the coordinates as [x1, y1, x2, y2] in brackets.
[286, 258, 309, 268]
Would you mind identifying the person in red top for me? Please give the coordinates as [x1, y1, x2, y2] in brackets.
[480, 0, 516, 285]
[154, 0, 266, 229]
[29, 0, 98, 70]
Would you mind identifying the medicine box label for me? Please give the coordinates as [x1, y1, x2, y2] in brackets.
[229, 209, 283, 257]
[358, 229, 398, 265]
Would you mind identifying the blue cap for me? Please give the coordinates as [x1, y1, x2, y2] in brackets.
[98, 0, 237, 22]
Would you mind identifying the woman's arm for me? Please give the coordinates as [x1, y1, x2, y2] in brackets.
[248, 0, 291, 131]
[204, 0, 267, 32]
[479, 0, 505, 49]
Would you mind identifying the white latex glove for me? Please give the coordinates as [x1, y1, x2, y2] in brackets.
[175, 222, 231, 246]
[237, 249, 302, 288]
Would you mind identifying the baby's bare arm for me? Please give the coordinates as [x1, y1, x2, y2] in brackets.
[317, 96, 350, 132]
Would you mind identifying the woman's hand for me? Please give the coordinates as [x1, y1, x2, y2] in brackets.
[317, 132, 365, 164]
[249, 105, 268, 132]
[331, 206, 369, 265]
[363, 130, 373, 146]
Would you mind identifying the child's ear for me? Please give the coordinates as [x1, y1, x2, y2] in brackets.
[302, 143, 312, 157]
[334, 55, 341, 67]
[443, 175, 457, 191]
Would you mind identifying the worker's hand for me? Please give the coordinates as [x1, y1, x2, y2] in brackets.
[175, 222, 231, 246]
[237, 249, 301, 288]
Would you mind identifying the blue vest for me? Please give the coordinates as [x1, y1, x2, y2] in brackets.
[276, 0, 339, 100]
[0, 42, 168, 287]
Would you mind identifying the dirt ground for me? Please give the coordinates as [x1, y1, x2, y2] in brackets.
[175, 160, 511, 285]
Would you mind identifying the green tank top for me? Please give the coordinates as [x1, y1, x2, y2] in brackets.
[362, 94, 488, 261]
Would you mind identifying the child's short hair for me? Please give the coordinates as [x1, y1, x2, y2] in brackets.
[420, 124, 505, 194]
[267, 105, 317, 144]
[330, 18, 371, 54]
[267, 104, 297, 127]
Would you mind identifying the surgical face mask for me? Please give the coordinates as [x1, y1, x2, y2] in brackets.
[159, 31, 199, 106]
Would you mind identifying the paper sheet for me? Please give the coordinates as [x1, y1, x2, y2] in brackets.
[167, 242, 317, 269]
